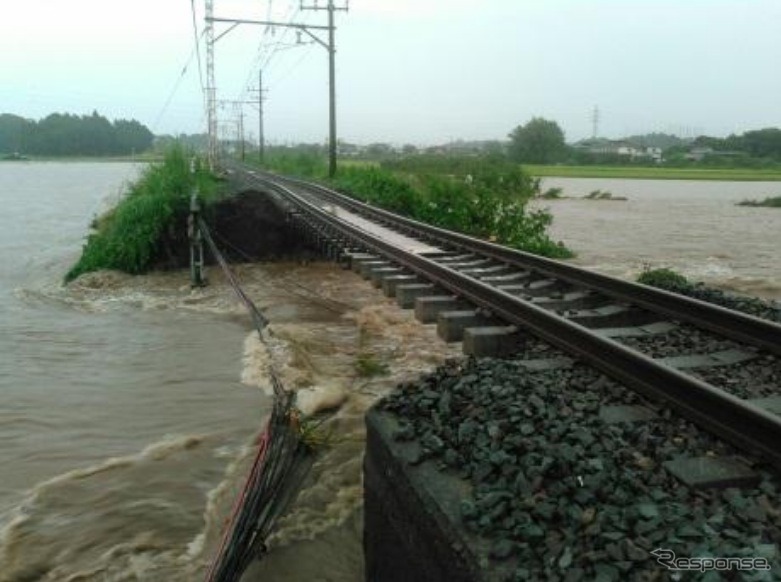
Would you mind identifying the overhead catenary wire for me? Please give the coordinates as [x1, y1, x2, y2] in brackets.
[190, 0, 207, 96]
[152, 0, 215, 135]
[152, 41, 201, 133]
[235, 1, 304, 103]
[265, 41, 317, 90]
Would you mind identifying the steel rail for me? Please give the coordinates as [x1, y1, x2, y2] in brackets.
[254, 169, 781, 357]
[249, 173, 781, 470]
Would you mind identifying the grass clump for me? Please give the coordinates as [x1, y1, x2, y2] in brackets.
[636, 267, 690, 291]
[583, 190, 627, 201]
[637, 266, 780, 322]
[737, 196, 781, 208]
[354, 352, 390, 377]
[65, 146, 220, 282]
[539, 187, 563, 199]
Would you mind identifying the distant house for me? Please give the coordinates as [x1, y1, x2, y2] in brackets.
[644, 147, 663, 162]
[685, 147, 713, 162]
[685, 147, 743, 162]
[574, 139, 662, 162]
[338, 142, 360, 157]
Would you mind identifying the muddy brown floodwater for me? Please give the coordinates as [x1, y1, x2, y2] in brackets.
[0, 163, 461, 581]
[3, 262, 460, 581]
[537, 177, 781, 301]
[191, 262, 463, 582]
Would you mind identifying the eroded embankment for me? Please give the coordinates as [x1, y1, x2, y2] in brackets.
[137, 188, 318, 271]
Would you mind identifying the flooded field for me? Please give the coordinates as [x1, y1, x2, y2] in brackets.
[538, 177, 781, 301]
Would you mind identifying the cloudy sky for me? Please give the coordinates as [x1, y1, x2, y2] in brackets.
[1, 0, 779, 145]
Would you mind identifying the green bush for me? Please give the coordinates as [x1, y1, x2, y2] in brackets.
[259, 152, 573, 259]
[65, 146, 219, 281]
[332, 165, 419, 215]
[637, 267, 690, 290]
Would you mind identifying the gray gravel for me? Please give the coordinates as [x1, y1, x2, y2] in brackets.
[660, 284, 780, 324]
[381, 356, 781, 581]
[637, 276, 781, 324]
[616, 324, 780, 400]
[617, 324, 744, 359]
[687, 355, 781, 400]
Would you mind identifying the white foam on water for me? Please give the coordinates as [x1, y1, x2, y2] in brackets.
[241, 331, 277, 395]
[0, 433, 242, 582]
[14, 268, 257, 319]
[295, 384, 349, 416]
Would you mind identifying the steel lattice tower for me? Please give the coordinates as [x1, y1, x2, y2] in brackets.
[205, 0, 218, 167]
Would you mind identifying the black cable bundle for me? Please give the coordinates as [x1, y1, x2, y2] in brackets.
[199, 218, 315, 582]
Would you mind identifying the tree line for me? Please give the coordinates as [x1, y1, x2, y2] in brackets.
[0, 111, 154, 157]
[507, 117, 781, 167]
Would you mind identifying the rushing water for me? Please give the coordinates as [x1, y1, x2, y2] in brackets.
[0, 162, 459, 580]
[537, 177, 781, 301]
[2, 164, 779, 580]
[0, 163, 266, 580]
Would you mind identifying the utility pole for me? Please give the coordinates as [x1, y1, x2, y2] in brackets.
[205, 5, 349, 176]
[238, 107, 245, 161]
[259, 69, 265, 163]
[301, 0, 348, 177]
[219, 99, 253, 160]
[250, 69, 266, 164]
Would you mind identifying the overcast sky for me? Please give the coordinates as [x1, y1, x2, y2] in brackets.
[1, 1, 779, 146]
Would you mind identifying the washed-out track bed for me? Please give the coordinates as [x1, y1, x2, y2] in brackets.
[224, 163, 781, 577]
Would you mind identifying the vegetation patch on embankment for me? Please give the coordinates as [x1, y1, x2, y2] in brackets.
[637, 268, 780, 323]
[256, 153, 573, 259]
[65, 147, 221, 282]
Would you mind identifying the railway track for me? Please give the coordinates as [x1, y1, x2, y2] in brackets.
[225, 162, 781, 472]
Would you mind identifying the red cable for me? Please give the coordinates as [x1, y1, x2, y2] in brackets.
[205, 424, 272, 581]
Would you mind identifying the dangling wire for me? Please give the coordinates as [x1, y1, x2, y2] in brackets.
[199, 217, 316, 581]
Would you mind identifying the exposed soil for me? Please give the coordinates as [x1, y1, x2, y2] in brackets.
[151, 189, 318, 269]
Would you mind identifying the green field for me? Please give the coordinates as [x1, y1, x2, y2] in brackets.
[523, 164, 781, 181]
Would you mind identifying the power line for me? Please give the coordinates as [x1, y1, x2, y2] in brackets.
[231, 4, 302, 166]
[205, 1, 348, 174]
[300, 0, 349, 177]
[234, 3, 301, 117]
[266, 42, 316, 89]
[152, 44, 199, 133]
[190, 0, 206, 95]
[255, 5, 304, 87]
